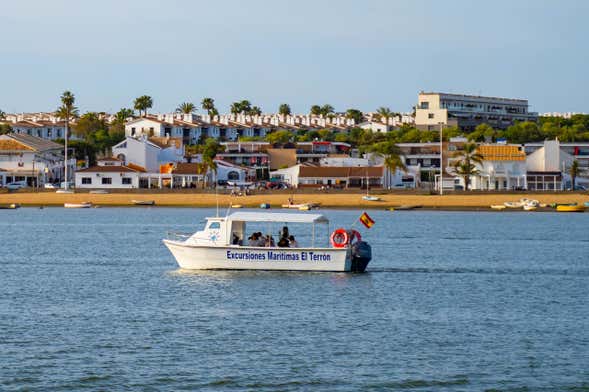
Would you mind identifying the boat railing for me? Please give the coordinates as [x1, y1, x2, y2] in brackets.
[166, 231, 193, 242]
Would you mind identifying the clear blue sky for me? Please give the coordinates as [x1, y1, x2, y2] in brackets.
[1, 0, 587, 114]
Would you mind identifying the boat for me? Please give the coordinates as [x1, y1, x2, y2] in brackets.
[132, 200, 155, 206]
[550, 202, 577, 208]
[362, 195, 381, 201]
[281, 202, 320, 210]
[64, 202, 92, 208]
[298, 205, 311, 211]
[504, 201, 523, 208]
[523, 204, 537, 211]
[163, 211, 372, 272]
[90, 190, 109, 194]
[490, 205, 506, 210]
[259, 203, 271, 209]
[231, 204, 243, 209]
[0, 203, 20, 209]
[556, 205, 586, 212]
[393, 205, 422, 211]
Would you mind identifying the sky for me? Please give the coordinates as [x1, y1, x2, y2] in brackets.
[1, 0, 588, 114]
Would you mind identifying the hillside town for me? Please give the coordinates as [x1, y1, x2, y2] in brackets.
[1, 91, 588, 192]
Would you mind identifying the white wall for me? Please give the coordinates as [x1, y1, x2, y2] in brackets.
[75, 172, 139, 189]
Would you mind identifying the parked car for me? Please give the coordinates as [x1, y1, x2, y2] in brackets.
[6, 181, 27, 190]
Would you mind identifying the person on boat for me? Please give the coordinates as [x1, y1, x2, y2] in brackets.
[277, 237, 290, 247]
[232, 233, 242, 246]
[288, 235, 298, 248]
[247, 233, 258, 246]
[281, 226, 289, 241]
[265, 235, 275, 247]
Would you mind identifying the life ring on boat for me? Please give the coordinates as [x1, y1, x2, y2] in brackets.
[330, 228, 349, 248]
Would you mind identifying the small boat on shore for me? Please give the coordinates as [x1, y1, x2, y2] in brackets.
[282, 202, 320, 210]
[259, 203, 270, 209]
[490, 205, 506, 210]
[0, 203, 20, 210]
[362, 195, 381, 201]
[64, 202, 92, 208]
[231, 204, 243, 209]
[132, 200, 155, 206]
[523, 204, 537, 211]
[163, 211, 372, 272]
[556, 205, 586, 212]
[393, 205, 422, 211]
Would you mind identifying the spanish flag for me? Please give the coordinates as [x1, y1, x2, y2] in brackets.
[359, 212, 375, 228]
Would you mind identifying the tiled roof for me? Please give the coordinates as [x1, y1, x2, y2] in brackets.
[172, 163, 208, 175]
[299, 166, 383, 178]
[477, 145, 526, 161]
[0, 139, 35, 151]
[126, 163, 146, 172]
[149, 137, 182, 149]
[0, 133, 62, 151]
[77, 165, 139, 173]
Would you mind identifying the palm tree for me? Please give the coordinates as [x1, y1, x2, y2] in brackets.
[320, 104, 334, 116]
[0, 109, 6, 120]
[230, 102, 242, 115]
[133, 95, 153, 117]
[55, 90, 79, 191]
[376, 107, 393, 124]
[451, 142, 483, 191]
[278, 103, 291, 116]
[345, 108, 363, 123]
[201, 97, 216, 115]
[569, 160, 580, 190]
[371, 140, 407, 172]
[249, 106, 262, 116]
[310, 105, 322, 116]
[176, 102, 196, 114]
[114, 108, 134, 123]
[239, 100, 252, 114]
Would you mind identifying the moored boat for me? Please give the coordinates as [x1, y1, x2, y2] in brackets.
[259, 203, 271, 209]
[231, 204, 243, 209]
[132, 200, 155, 206]
[0, 203, 20, 209]
[64, 202, 92, 208]
[490, 205, 506, 210]
[362, 195, 381, 201]
[523, 204, 537, 211]
[163, 211, 372, 272]
[556, 205, 586, 212]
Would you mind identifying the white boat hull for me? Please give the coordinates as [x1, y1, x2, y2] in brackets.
[163, 240, 352, 272]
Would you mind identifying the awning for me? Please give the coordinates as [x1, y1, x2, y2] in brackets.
[226, 211, 329, 224]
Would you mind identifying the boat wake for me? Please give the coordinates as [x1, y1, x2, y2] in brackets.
[367, 267, 589, 276]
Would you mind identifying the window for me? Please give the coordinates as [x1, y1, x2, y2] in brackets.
[122, 178, 132, 185]
[131, 127, 136, 136]
[227, 171, 240, 180]
[208, 222, 221, 230]
[420, 101, 429, 109]
[101, 177, 112, 185]
[81, 177, 92, 184]
[428, 113, 434, 119]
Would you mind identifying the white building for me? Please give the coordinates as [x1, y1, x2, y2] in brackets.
[415, 91, 538, 131]
[75, 158, 141, 189]
[0, 133, 75, 187]
[112, 136, 184, 173]
[525, 139, 574, 190]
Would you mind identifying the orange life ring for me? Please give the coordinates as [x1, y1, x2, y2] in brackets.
[330, 228, 349, 248]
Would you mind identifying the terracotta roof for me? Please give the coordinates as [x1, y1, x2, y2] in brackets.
[0, 133, 62, 151]
[126, 163, 146, 172]
[0, 139, 35, 151]
[149, 137, 182, 149]
[77, 165, 139, 173]
[172, 163, 208, 175]
[477, 145, 526, 161]
[299, 166, 383, 178]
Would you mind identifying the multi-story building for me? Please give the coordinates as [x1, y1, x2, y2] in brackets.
[0, 133, 75, 187]
[415, 92, 538, 131]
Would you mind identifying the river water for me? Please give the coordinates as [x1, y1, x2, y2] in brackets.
[1, 208, 588, 391]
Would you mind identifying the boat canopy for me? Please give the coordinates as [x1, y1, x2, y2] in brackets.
[225, 211, 329, 224]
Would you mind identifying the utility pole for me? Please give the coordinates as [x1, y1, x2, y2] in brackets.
[439, 122, 444, 195]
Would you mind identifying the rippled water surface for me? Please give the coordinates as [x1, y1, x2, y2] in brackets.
[1, 207, 588, 391]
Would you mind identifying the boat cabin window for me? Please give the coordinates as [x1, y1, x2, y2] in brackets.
[208, 222, 221, 230]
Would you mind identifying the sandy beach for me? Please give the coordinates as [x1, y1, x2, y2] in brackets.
[1, 190, 587, 209]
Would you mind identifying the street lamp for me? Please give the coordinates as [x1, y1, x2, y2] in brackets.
[439, 122, 444, 195]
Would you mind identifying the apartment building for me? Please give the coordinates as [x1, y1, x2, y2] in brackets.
[415, 92, 538, 131]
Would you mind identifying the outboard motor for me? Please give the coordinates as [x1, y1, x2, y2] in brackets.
[350, 241, 372, 272]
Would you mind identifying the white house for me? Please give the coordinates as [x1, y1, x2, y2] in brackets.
[75, 158, 141, 189]
[456, 144, 528, 190]
[525, 139, 574, 190]
[125, 115, 202, 145]
[112, 136, 184, 173]
[0, 133, 75, 187]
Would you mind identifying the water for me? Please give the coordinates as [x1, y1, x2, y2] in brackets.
[1, 208, 588, 391]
